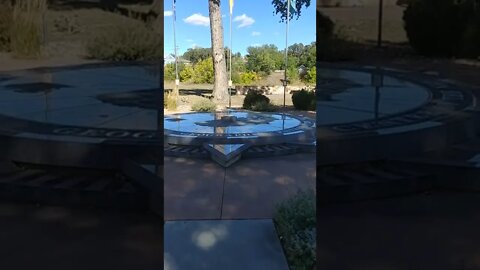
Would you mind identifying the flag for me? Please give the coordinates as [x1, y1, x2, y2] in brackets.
[289, 0, 297, 15]
[173, 0, 176, 21]
[229, 0, 234, 15]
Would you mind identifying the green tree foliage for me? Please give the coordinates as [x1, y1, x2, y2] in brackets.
[164, 63, 176, 81]
[245, 44, 283, 76]
[182, 47, 211, 63]
[180, 65, 194, 82]
[303, 66, 316, 85]
[239, 71, 259, 84]
[271, 0, 311, 21]
[192, 58, 214, 84]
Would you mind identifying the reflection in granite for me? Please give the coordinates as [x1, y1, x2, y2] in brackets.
[316, 69, 430, 126]
[96, 89, 163, 110]
[194, 114, 277, 127]
[5, 82, 71, 93]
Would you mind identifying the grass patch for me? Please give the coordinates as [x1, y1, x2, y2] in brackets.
[0, 1, 13, 52]
[86, 19, 161, 61]
[191, 98, 216, 112]
[274, 189, 316, 270]
[9, 0, 47, 58]
[164, 91, 177, 111]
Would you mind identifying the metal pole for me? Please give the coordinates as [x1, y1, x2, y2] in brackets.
[374, 86, 380, 125]
[173, 0, 179, 89]
[284, 0, 290, 109]
[229, 5, 233, 109]
[377, 0, 383, 48]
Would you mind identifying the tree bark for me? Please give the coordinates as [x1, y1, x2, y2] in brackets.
[208, 0, 228, 103]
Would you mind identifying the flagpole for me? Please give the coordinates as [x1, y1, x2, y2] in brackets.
[229, 1, 233, 109]
[173, 0, 179, 91]
[283, 0, 291, 109]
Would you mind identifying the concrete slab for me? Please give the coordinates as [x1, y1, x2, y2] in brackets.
[164, 153, 315, 220]
[164, 219, 289, 270]
[222, 153, 316, 219]
[164, 156, 225, 220]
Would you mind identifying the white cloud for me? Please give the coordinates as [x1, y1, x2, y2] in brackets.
[233, 14, 255, 28]
[251, 43, 261, 47]
[164, 10, 173, 17]
[251, 31, 261, 36]
[186, 39, 194, 43]
[184, 14, 210, 26]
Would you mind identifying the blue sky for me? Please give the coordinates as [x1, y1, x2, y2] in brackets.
[164, 0, 316, 57]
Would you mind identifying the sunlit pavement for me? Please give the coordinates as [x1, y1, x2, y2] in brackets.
[164, 219, 289, 270]
[164, 153, 316, 220]
[163, 153, 315, 269]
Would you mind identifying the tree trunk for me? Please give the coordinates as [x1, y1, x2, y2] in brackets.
[208, 0, 228, 103]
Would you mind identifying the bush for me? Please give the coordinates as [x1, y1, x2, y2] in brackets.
[164, 63, 176, 81]
[317, 27, 355, 62]
[180, 65, 194, 82]
[250, 100, 276, 112]
[191, 98, 216, 112]
[53, 14, 81, 34]
[0, 1, 13, 52]
[192, 58, 214, 84]
[238, 71, 259, 85]
[243, 91, 270, 110]
[292, 89, 316, 111]
[303, 66, 316, 85]
[86, 22, 162, 61]
[274, 190, 316, 270]
[403, 0, 480, 58]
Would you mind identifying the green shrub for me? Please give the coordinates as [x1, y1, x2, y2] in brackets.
[274, 190, 316, 270]
[164, 63, 176, 81]
[238, 71, 259, 84]
[191, 98, 216, 112]
[53, 14, 81, 34]
[403, 0, 480, 58]
[303, 66, 316, 85]
[243, 91, 270, 110]
[180, 65, 194, 82]
[86, 22, 162, 61]
[250, 100, 276, 112]
[317, 28, 355, 62]
[0, 1, 13, 52]
[192, 58, 214, 84]
[292, 89, 316, 111]
[403, 0, 460, 57]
